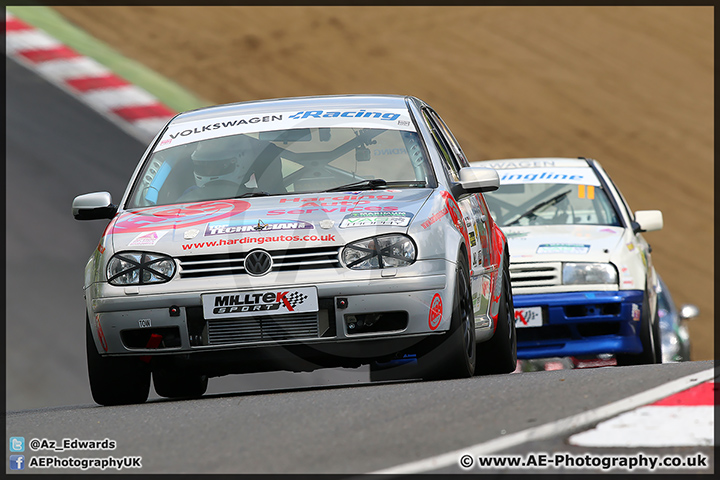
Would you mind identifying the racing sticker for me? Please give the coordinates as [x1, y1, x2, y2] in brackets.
[112, 200, 251, 234]
[155, 108, 415, 152]
[278, 193, 395, 204]
[468, 230, 477, 247]
[428, 293, 443, 330]
[339, 211, 414, 228]
[420, 206, 448, 229]
[515, 307, 543, 328]
[94, 314, 108, 352]
[536, 244, 590, 254]
[441, 191, 472, 266]
[128, 230, 168, 246]
[496, 167, 601, 186]
[205, 219, 313, 237]
[202, 287, 319, 319]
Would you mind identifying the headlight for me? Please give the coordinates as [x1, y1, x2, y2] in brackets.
[562, 263, 617, 285]
[342, 234, 416, 269]
[107, 252, 176, 285]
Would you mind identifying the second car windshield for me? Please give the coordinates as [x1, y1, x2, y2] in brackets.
[485, 182, 622, 227]
[127, 127, 432, 208]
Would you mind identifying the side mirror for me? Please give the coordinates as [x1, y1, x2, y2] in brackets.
[72, 192, 117, 220]
[452, 167, 500, 198]
[633, 210, 663, 233]
[679, 304, 699, 321]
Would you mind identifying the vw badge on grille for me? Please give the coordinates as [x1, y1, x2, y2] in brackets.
[244, 250, 272, 276]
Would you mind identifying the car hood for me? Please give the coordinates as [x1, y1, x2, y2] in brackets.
[502, 225, 625, 263]
[109, 189, 433, 255]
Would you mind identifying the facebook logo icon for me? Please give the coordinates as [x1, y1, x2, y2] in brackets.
[9, 455, 25, 470]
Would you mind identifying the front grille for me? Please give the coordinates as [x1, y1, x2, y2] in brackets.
[178, 246, 341, 278]
[207, 313, 319, 345]
[510, 262, 561, 289]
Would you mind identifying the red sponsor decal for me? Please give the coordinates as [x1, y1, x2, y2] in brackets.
[279, 194, 395, 203]
[276, 291, 293, 311]
[181, 234, 336, 250]
[440, 191, 472, 266]
[515, 310, 528, 326]
[481, 277, 491, 297]
[421, 207, 448, 229]
[267, 206, 398, 215]
[490, 290, 502, 327]
[428, 293, 443, 330]
[95, 314, 108, 352]
[113, 200, 251, 234]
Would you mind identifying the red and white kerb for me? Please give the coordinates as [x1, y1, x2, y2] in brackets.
[5, 11, 175, 142]
[569, 381, 715, 447]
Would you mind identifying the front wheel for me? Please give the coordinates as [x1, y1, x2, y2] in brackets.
[86, 320, 150, 406]
[418, 253, 476, 380]
[475, 251, 517, 375]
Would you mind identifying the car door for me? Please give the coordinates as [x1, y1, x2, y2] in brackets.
[421, 108, 494, 326]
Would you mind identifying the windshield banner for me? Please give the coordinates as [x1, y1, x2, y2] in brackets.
[497, 167, 601, 186]
[155, 108, 415, 152]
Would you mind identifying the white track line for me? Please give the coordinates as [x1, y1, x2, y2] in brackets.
[370, 366, 716, 475]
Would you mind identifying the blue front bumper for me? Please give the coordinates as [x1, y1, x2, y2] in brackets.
[514, 290, 645, 359]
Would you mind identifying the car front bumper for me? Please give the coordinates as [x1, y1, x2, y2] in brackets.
[86, 259, 456, 366]
[513, 290, 645, 359]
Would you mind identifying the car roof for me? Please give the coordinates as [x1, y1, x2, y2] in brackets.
[473, 157, 591, 169]
[171, 94, 414, 125]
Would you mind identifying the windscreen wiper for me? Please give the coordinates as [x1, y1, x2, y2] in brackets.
[324, 179, 388, 192]
[234, 191, 272, 199]
[505, 189, 571, 226]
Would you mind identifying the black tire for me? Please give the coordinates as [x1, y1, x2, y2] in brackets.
[418, 253, 476, 380]
[153, 368, 208, 399]
[475, 251, 517, 375]
[616, 295, 660, 366]
[86, 320, 151, 406]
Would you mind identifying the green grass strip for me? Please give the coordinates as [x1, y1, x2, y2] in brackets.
[7, 5, 209, 113]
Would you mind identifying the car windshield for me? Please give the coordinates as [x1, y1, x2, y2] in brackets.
[485, 181, 622, 227]
[126, 127, 432, 208]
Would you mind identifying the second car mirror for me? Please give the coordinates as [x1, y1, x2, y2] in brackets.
[633, 210, 663, 232]
[679, 304, 699, 320]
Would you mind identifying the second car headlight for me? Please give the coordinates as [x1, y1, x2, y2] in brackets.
[562, 263, 618, 285]
[107, 252, 176, 285]
[342, 234, 417, 269]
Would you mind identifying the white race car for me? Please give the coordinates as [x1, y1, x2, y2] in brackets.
[473, 157, 664, 365]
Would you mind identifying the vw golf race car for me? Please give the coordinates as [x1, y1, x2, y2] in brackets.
[473, 157, 663, 366]
[73, 95, 516, 405]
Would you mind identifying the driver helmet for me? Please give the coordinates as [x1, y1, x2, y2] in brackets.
[190, 136, 251, 187]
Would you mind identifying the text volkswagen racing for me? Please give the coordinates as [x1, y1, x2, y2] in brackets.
[73, 95, 515, 406]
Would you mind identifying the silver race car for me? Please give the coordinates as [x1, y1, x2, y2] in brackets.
[73, 95, 515, 405]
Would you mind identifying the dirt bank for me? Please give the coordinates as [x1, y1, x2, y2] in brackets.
[53, 6, 713, 360]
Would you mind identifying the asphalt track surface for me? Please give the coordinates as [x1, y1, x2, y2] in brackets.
[5, 57, 716, 474]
